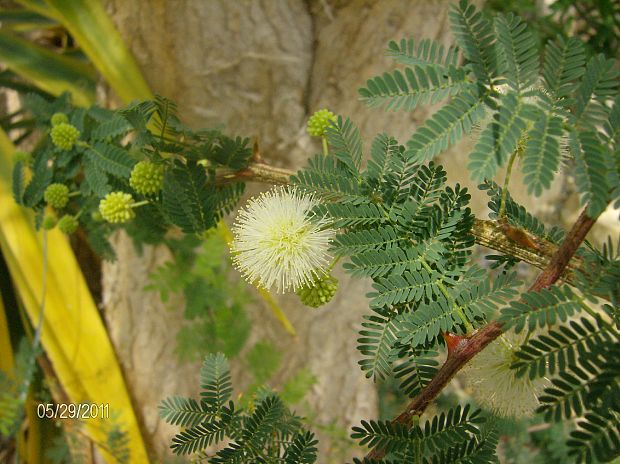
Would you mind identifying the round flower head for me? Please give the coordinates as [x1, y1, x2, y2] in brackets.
[44, 183, 70, 209]
[307, 109, 336, 137]
[57, 215, 78, 234]
[296, 274, 338, 308]
[463, 332, 548, 417]
[129, 161, 164, 195]
[50, 112, 69, 127]
[99, 191, 135, 224]
[50, 123, 80, 151]
[231, 186, 335, 293]
[42, 215, 57, 230]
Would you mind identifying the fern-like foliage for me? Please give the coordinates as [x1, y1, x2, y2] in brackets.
[360, 0, 620, 210]
[499, 285, 582, 333]
[160, 353, 317, 461]
[14, 94, 253, 254]
[392, 348, 440, 398]
[351, 405, 494, 462]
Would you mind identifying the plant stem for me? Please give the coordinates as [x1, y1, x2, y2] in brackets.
[327, 256, 340, 273]
[498, 149, 518, 220]
[130, 200, 150, 208]
[322, 136, 329, 157]
[365, 205, 600, 460]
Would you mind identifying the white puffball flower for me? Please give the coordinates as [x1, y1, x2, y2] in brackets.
[463, 332, 549, 418]
[230, 186, 335, 293]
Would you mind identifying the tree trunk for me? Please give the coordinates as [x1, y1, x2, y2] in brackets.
[100, 0, 572, 461]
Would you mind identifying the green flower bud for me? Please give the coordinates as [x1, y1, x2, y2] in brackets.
[50, 123, 80, 151]
[99, 191, 135, 224]
[43, 183, 70, 209]
[129, 161, 164, 195]
[50, 113, 69, 127]
[42, 215, 57, 230]
[91, 211, 103, 222]
[307, 109, 336, 137]
[57, 215, 78, 234]
[296, 274, 338, 308]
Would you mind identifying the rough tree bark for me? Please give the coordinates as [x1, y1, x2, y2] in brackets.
[100, 0, 574, 461]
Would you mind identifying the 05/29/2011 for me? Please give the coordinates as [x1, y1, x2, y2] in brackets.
[36, 402, 110, 420]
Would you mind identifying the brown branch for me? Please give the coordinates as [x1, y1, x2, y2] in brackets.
[365, 206, 599, 461]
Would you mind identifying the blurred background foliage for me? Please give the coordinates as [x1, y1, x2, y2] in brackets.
[485, 0, 620, 58]
[0, 0, 619, 462]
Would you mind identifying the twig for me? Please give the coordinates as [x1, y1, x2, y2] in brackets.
[365, 206, 599, 460]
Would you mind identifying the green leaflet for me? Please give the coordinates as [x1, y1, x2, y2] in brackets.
[386, 38, 460, 69]
[84, 142, 136, 178]
[91, 114, 133, 141]
[495, 13, 539, 93]
[455, 271, 522, 320]
[499, 285, 581, 333]
[357, 308, 399, 380]
[283, 431, 319, 464]
[512, 317, 614, 380]
[325, 116, 363, 174]
[570, 129, 610, 217]
[199, 353, 232, 411]
[82, 157, 110, 197]
[521, 110, 563, 196]
[317, 201, 386, 228]
[351, 405, 487, 462]
[11, 160, 24, 205]
[332, 225, 402, 256]
[574, 54, 619, 130]
[208, 136, 252, 170]
[22, 149, 53, 207]
[405, 89, 487, 163]
[358, 65, 472, 112]
[542, 36, 586, 102]
[448, 0, 498, 86]
[365, 133, 402, 193]
[162, 160, 215, 233]
[369, 268, 449, 308]
[467, 92, 536, 181]
[393, 348, 440, 398]
[397, 297, 461, 348]
[292, 152, 364, 203]
[345, 240, 445, 280]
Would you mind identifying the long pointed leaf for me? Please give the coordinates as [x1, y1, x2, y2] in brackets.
[0, 30, 95, 106]
[42, 0, 152, 103]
